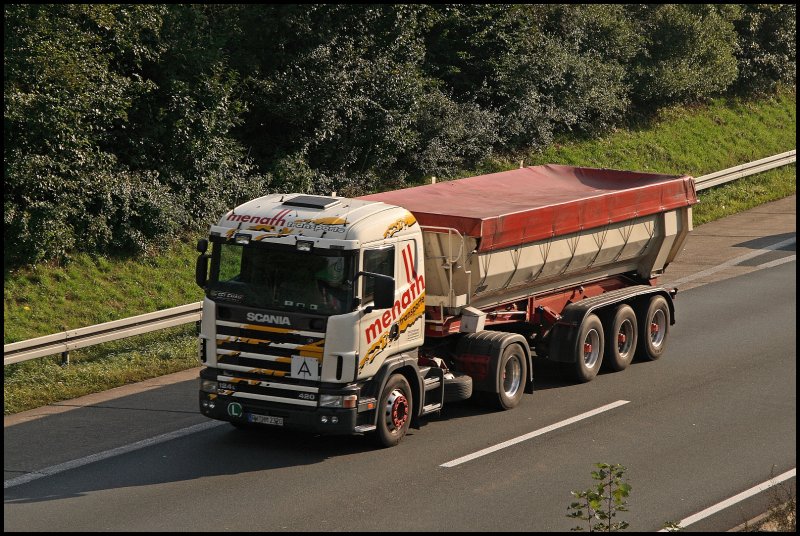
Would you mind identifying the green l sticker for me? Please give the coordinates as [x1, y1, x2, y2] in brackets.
[227, 402, 243, 418]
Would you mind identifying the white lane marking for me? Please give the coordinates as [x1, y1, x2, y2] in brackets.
[658, 468, 796, 531]
[671, 237, 796, 285]
[4, 420, 225, 489]
[758, 254, 796, 269]
[440, 400, 630, 468]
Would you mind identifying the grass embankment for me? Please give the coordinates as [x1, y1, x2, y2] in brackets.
[523, 90, 796, 225]
[4, 241, 203, 413]
[3, 90, 796, 415]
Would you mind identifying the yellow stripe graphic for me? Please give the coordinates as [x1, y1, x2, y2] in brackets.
[358, 292, 425, 371]
[217, 335, 325, 347]
[384, 213, 417, 238]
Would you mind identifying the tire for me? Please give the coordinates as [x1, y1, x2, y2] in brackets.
[494, 344, 527, 410]
[602, 304, 638, 372]
[374, 374, 413, 448]
[443, 372, 473, 403]
[569, 314, 604, 382]
[636, 295, 670, 361]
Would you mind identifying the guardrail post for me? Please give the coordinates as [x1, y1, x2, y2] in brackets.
[61, 351, 69, 367]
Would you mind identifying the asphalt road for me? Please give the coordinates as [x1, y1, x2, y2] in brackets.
[4, 255, 796, 531]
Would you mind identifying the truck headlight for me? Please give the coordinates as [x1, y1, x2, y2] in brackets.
[319, 394, 343, 407]
[320, 394, 357, 408]
[200, 379, 218, 393]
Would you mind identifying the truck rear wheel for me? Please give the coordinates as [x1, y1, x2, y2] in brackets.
[637, 295, 670, 361]
[569, 314, 605, 382]
[603, 304, 638, 372]
[494, 344, 527, 410]
[374, 374, 413, 448]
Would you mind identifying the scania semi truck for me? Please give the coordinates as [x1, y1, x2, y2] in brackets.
[195, 164, 697, 446]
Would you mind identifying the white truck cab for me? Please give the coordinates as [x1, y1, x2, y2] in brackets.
[196, 194, 432, 446]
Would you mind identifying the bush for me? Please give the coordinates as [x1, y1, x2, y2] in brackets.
[628, 4, 740, 107]
[423, 5, 633, 150]
[4, 4, 796, 267]
[404, 89, 500, 180]
[733, 4, 797, 94]
[3, 5, 264, 267]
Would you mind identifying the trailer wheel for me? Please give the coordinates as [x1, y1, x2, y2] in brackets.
[374, 374, 413, 448]
[603, 304, 638, 372]
[637, 295, 670, 361]
[569, 314, 605, 382]
[494, 344, 527, 410]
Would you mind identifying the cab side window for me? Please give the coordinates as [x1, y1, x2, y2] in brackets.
[362, 246, 394, 303]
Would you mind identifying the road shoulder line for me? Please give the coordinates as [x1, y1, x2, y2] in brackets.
[657, 468, 796, 532]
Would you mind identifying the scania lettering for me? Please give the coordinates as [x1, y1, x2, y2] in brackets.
[195, 166, 697, 447]
[245, 313, 291, 325]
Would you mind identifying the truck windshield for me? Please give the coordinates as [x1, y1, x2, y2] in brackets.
[208, 241, 355, 315]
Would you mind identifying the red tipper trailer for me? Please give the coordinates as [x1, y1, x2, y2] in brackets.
[361, 164, 698, 382]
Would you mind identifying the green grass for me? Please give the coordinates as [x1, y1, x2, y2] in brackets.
[3, 89, 796, 415]
[525, 90, 796, 177]
[692, 166, 796, 225]
[4, 238, 204, 344]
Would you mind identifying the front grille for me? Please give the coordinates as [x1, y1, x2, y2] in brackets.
[217, 352, 292, 374]
[214, 319, 325, 406]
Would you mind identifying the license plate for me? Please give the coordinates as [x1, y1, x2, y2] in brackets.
[247, 413, 284, 426]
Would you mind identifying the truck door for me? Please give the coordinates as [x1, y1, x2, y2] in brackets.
[395, 238, 425, 355]
[357, 244, 397, 379]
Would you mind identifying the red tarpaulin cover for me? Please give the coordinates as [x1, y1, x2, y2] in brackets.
[358, 165, 698, 252]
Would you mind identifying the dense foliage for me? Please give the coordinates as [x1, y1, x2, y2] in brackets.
[4, 4, 796, 267]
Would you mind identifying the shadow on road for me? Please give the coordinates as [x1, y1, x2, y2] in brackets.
[4, 418, 380, 505]
[733, 232, 796, 251]
[3, 354, 615, 506]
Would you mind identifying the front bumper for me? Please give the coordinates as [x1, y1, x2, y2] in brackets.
[200, 391, 366, 435]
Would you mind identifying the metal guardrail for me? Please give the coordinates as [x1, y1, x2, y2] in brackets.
[4, 151, 796, 366]
[694, 150, 795, 191]
[4, 302, 201, 366]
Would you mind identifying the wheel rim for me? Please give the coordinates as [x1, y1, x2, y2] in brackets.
[502, 354, 522, 397]
[617, 319, 634, 358]
[583, 328, 600, 368]
[650, 309, 666, 348]
[384, 389, 409, 432]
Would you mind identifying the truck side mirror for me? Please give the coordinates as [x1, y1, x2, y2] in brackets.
[354, 271, 395, 311]
[196, 239, 209, 253]
[372, 275, 395, 310]
[196, 254, 209, 288]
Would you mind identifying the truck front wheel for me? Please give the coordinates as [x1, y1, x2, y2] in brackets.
[569, 314, 605, 382]
[374, 374, 413, 448]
